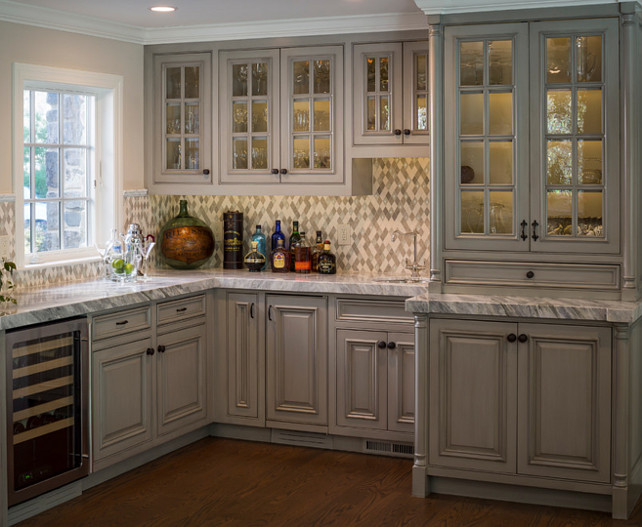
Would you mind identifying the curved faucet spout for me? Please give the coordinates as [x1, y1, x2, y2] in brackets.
[390, 229, 425, 278]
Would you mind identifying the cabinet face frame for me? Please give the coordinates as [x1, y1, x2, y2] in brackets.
[444, 23, 530, 253]
[529, 18, 620, 255]
[154, 53, 212, 184]
[219, 49, 281, 184]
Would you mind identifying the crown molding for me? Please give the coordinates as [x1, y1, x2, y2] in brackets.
[0, 0, 428, 45]
[413, 0, 640, 14]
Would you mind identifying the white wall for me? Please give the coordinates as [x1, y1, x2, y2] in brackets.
[0, 21, 144, 194]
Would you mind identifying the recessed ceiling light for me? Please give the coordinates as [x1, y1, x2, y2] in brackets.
[150, 6, 177, 13]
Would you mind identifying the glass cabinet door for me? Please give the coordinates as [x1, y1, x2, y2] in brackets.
[531, 19, 619, 254]
[444, 24, 529, 252]
[402, 41, 430, 144]
[156, 53, 212, 183]
[281, 46, 343, 184]
[220, 50, 280, 183]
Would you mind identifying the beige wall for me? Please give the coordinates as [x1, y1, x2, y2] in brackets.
[0, 21, 144, 194]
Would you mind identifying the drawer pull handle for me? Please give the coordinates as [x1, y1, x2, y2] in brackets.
[146, 347, 155, 356]
[520, 220, 528, 241]
[507, 333, 517, 343]
[250, 302, 255, 319]
[157, 345, 166, 353]
[531, 220, 539, 241]
[387, 341, 397, 350]
[116, 320, 129, 326]
[377, 340, 387, 349]
[526, 271, 535, 279]
[518, 334, 528, 343]
[176, 307, 188, 312]
[268, 305, 273, 321]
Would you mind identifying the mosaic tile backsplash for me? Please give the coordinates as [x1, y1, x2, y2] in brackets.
[9, 157, 430, 288]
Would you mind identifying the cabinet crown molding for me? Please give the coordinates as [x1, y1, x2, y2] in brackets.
[413, 0, 640, 15]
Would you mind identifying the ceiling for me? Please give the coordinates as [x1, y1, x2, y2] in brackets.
[9, 0, 424, 28]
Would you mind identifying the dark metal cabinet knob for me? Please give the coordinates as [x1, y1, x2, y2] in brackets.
[203, 169, 210, 175]
[518, 334, 528, 343]
[387, 341, 397, 349]
[377, 340, 387, 349]
[271, 168, 279, 175]
[280, 168, 288, 175]
[157, 345, 166, 353]
[403, 129, 411, 135]
[146, 348, 155, 356]
[526, 271, 535, 279]
[394, 129, 402, 136]
[507, 333, 517, 343]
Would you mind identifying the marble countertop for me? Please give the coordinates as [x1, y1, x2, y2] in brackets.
[406, 292, 642, 324]
[0, 270, 431, 330]
[2, 269, 641, 331]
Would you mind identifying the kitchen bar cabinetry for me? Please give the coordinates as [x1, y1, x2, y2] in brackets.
[91, 294, 210, 471]
[153, 53, 212, 184]
[352, 41, 429, 154]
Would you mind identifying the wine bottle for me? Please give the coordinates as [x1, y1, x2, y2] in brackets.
[293, 231, 311, 274]
[271, 220, 286, 254]
[288, 221, 301, 272]
[311, 230, 323, 272]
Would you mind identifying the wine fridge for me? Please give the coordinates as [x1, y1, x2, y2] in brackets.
[5, 317, 89, 506]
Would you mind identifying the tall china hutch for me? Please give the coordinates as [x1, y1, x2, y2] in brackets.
[411, 1, 642, 519]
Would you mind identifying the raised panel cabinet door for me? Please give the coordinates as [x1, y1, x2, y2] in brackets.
[266, 295, 328, 426]
[156, 323, 208, 437]
[335, 329, 388, 432]
[226, 292, 260, 420]
[517, 323, 611, 483]
[353, 43, 403, 145]
[387, 331, 415, 433]
[429, 318, 517, 473]
[92, 337, 154, 462]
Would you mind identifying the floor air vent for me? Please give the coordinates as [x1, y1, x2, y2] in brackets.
[271, 429, 332, 449]
[364, 440, 414, 458]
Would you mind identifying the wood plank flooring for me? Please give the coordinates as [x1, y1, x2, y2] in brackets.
[16, 437, 642, 526]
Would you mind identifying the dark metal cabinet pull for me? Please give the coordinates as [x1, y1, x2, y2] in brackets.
[268, 305, 273, 321]
[176, 307, 187, 312]
[203, 169, 210, 175]
[157, 345, 166, 353]
[526, 271, 535, 279]
[116, 320, 128, 326]
[520, 220, 528, 241]
[394, 129, 402, 136]
[507, 333, 517, 343]
[280, 168, 288, 175]
[250, 303, 255, 319]
[377, 340, 387, 349]
[387, 341, 397, 349]
[146, 348, 155, 356]
[403, 129, 411, 135]
[531, 220, 539, 241]
[271, 168, 279, 175]
[518, 334, 528, 343]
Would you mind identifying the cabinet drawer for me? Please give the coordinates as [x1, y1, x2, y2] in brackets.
[157, 294, 206, 326]
[445, 260, 620, 290]
[92, 306, 152, 341]
[336, 298, 412, 324]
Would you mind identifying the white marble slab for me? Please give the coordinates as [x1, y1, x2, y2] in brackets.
[0, 270, 430, 330]
[406, 292, 642, 324]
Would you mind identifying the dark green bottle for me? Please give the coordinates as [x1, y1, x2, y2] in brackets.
[288, 221, 301, 272]
[159, 200, 214, 269]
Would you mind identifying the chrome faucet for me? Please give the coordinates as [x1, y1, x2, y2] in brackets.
[391, 230, 425, 279]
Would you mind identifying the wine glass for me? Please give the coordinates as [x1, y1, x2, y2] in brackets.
[140, 241, 156, 281]
[94, 241, 113, 279]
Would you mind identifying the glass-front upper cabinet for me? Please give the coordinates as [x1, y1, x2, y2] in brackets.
[220, 46, 343, 185]
[154, 53, 212, 184]
[444, 19, 619, 255]
[530, 19, 619, 254]
[445, 24, 530, 252]
[353, 41, 429, 146]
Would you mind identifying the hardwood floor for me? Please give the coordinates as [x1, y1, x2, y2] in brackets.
[16, 437, 642, 526]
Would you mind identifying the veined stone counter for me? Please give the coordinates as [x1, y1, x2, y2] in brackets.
[0, 270, 431, 331]
[405, 291, 642, 324]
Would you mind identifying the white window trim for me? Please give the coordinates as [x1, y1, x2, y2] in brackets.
[12, 63, 124, 268]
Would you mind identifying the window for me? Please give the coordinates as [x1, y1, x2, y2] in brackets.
[23, 89, 95, 255]
[13, 64, 123, 267]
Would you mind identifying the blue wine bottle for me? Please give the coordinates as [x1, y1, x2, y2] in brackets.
[271, 220, 286, 254]
[251, 225, 267, 271]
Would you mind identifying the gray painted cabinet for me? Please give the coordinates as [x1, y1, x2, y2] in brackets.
[266, 294, 328, 428]
[429, 318, 611, 483]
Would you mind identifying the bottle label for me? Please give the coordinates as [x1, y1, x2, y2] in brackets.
[273, 254, 286, 269]
[318, 261, 336, 273]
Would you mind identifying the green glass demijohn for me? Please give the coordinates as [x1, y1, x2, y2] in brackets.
[159, 200, 215, 269]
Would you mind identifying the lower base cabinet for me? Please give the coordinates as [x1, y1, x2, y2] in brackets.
[428, 318, 612, 483]
[92, 295, 210, 470]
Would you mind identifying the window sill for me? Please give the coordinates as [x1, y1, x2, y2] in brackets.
[22, 255, 101, 271]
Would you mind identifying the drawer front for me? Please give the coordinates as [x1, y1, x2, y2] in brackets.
[92, 306, 152, 341]
[157, 294, 206, 326]
[336, 298, 412, 324]
[445, 260, 620, 290]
